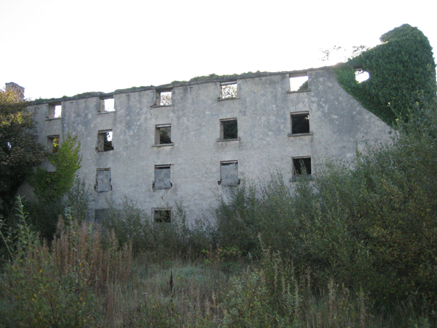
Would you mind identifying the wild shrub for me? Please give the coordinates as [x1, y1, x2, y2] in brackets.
[103, 198, 213, 259]
[307, 103, 437, 304]
[0, 87, 45, 219]
[221, 239, 375, 327]
[24, 177, 91, 242]
[30, 134, 81, 204]
[222, 269, 284, 327]
[65, 177, 92, 222]
[0, 198, 132, 327]
[216, 104, 437, 307]
[23, 134, 83, 242]
[215, 182, 261, 256]
[215, 174, 318, 260]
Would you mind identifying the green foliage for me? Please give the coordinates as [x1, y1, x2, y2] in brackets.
[0, 200, 99, 327]
[189, 71, 263, 83]
[216, 101, 437, 307]
[335, 24, 436, 126]
[201, 246, 241, 273]
[65, 177, 91, 222]
[0, 198, 132, 328]
[30, 133, 81, 204]
[0, 196, 38, 261]
[215, 175, 301, 258]
[129, 299, 181, 327]
[15, 178, 90, 244]
[103, 198, 214, 257]
[0, 89, 45, 218]
[221, 244, 301, 328]
[24, 134, 83, 241]
[221, 241, 374, 327]
[25, 177, 92, 240]
[73, 91, 104, 98]
[20, 199, 64, 245]
[2, 198, 435, 326]
[222, 269, 285, 327]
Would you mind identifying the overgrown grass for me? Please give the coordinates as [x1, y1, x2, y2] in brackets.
[2, 205, 434, 327]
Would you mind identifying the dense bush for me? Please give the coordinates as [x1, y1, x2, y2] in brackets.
[103, 198, 214, 258]
[0, 198, 132, 328]
[0, 88, 45, 219]
[30, 134, 81, 204]
[24, 177, 92, 242]
[216, 102, 437, 307]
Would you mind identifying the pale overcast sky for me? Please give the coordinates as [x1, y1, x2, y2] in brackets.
[1, 0, 436, 100]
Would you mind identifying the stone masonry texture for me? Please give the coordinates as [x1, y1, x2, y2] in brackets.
[23, 68, 392, 222]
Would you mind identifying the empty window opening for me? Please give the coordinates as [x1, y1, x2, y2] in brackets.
[355, 70, 370, 83]
[293, 157, 312, 177]
[97, 130, 113, 152]
[54, 105, 62, 118]
[94, 209, 108, 223]
[219, 161, 239, 186]
[95, 168, 112, 192]
[221, 119, 238, 140]
[155, 124, 172, 144]
[157, 90, 172, 106]
[47, 135, 60, 154]
[48, 103, 62, 119]
[100, 97, 115, 112]
[220, 81, 238, 99]
[289, 75, 309, 92]
[154, 209, 171, 223]
[291, 113, 310, 134]
[154, 165, 172, 190]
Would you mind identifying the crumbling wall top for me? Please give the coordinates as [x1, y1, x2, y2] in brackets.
[30, 65, 334, 105]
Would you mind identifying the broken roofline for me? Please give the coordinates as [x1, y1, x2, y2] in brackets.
[31, 65, 341, 105]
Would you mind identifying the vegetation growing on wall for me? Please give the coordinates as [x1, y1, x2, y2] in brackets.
[187, 71, 263, 83]
[335, 24, 436, 126]
[30, 134, 81, 204]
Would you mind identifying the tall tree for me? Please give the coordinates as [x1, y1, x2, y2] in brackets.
[0, 88, 45, 218]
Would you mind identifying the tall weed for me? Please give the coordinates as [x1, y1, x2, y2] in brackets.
[0, 198, 132, 327]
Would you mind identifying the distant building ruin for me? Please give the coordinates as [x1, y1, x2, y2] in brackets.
[26, 67, 391, 222]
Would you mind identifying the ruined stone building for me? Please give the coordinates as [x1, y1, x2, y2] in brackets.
[26, 68, 391, 222]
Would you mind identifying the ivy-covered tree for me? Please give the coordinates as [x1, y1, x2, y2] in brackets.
[0, 88, 45, 218]
[335, 24, 436, 126]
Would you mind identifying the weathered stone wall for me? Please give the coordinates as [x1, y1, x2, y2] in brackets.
[27, 68, 391, 221]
